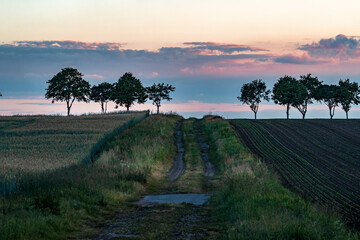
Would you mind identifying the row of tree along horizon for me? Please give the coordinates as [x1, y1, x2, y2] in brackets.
[45, 68, 175, 115]
[1, 68, 358, 119]
[238, 74, 360, 119]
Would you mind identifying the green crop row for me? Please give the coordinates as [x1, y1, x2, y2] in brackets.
[231, 119, 360, 229]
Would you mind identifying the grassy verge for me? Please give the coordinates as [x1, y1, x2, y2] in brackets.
[201, 115, 359, 240]
[0, 114, 181, 240]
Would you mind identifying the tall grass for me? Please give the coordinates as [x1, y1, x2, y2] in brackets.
[82, 111, 149, 165]
[201, 115, 359, 240]
[0, 114, 181, 240]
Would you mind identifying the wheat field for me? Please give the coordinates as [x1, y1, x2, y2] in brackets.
[0, 112, 147, 175]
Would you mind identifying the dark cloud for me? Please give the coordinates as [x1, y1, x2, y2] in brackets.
[183, 42, 268, 54]
[273, 54, 327, 65]
[0, 40, 271, 80]
[299, 34, 360, 59]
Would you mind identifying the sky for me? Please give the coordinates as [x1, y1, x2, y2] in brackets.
[1, 0, 360, 118]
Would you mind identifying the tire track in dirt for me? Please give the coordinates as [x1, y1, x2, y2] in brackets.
[167, 120, 186, 181]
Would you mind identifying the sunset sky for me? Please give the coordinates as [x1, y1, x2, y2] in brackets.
[1, 0, 360, 118]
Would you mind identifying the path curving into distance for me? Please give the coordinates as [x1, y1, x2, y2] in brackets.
[77, 119, 217, 240]
[167, 120, 186, 181]
[193, 120, 216, 177]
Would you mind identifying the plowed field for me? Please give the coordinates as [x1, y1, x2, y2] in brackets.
[231, 119, 360, 229]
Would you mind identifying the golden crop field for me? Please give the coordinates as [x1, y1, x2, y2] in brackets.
[0, 111, 147, 175]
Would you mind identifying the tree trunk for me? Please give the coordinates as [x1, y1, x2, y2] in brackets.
[101, 102, 105, 113]
[157, 105, 160, 114]
[296, 104, 307, 120]
[66, 100, 71, 116]
[66, 97, 75, 116]
[346, 111, 349, 120]
[126, 105, 130, 111]
[301, 108, 306, 119]
[286, 104, 290, 119]
[302, 106, 307, 120]
[254, 110, 257, 120]
[329, 106, 334, 119]
[104, 102, 107, 113]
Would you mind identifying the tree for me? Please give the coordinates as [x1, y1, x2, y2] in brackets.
[337, 79, 360, 119]
[272, 75, 307, 119]
[45, 68, 90, 116]
[90, 82, 114, 113]
[237, 79, 270, 119]
[147, 83, 175, 114]
[296, 74, 322, 119]
[314, 84, 340, 119]
[111, 72, 147, 111]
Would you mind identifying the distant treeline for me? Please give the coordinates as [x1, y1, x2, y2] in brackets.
[238, 74, 360, 119]
[45, 68, 175, 115]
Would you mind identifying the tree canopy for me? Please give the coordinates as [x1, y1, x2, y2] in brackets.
[313, 84, 339, 119]
[147, 83, 175, 114]
[272, 75, 307, 119]
[237, 79, 270, 119]
[296, 74, 322, 119]
[45, 68, 90, 116]
[111, 72, 147, 111]
[337, 79, 360, 119]
[90, 82, 114, 113]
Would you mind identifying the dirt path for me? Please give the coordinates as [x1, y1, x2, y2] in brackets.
[167, 120, 186, 181]
[79, 203, 216, 240]
[75, 119, 222, 240]
[193, 120, 216, 177]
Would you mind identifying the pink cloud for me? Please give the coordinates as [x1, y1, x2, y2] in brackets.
[181, 67, 190, 73]
[183, 42, 268, 54]
[5, 41, 125, 51]
[273, 53, 328, 65]
[84, 74, 104, 79]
